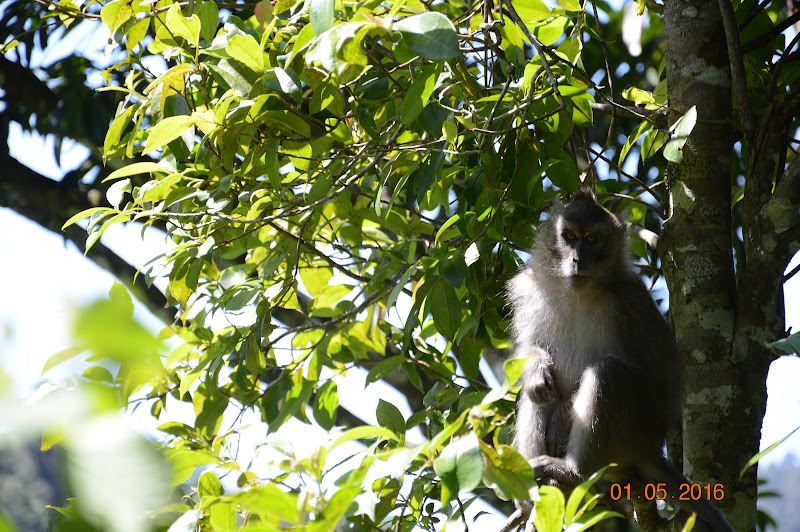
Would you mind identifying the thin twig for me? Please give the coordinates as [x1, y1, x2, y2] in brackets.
[501, 0, 565, 110]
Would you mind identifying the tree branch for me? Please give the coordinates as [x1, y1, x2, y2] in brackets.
[769, 150, 800, 249]
[741, 9, 800, 53]
[717, 0, 755, 133]
[0, 154, 172, 322]
[501, 0, 565, 110]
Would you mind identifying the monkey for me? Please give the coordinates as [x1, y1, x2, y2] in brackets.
[505, 188, 734, 531]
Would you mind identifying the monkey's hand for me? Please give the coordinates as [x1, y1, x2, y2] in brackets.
[522, 356, 557, 405]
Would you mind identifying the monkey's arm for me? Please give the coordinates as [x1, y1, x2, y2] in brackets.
[519, 347, 558, 405]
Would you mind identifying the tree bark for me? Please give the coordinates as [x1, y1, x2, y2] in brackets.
[660, 0, 748, 529]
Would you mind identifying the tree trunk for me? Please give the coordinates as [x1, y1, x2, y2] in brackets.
[660, 1, 758, 530]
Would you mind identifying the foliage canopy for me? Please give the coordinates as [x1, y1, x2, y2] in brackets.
[3, 0, 800, 529]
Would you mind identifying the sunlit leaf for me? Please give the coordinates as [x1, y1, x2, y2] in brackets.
[310, 0, 334, 35]
[226, 33, 264, 71]
[376, 399, 406, 439]
[165, 3, 201, 47]
[480, 442, 537, 501]
[433, 432, 483, 504]
[663, 106, 697, 163]
[144, 115, 197, 154]
[535, 485, 566, 532]
[400, 63, 442, 125]
[313, 380, 338, 430]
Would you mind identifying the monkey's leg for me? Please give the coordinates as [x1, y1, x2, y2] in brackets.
[530, 357, 651, 486]
[517, 352, 560, 460]
[515, 390, 550, 459]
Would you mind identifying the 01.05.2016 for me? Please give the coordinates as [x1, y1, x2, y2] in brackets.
[610, 482, 726, 501]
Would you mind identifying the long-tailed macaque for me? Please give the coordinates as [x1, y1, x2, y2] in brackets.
[506, 188, 734, 531]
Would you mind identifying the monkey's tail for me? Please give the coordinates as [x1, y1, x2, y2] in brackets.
[642, 459, 736, 532]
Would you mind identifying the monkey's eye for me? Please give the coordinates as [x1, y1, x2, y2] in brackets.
[585, 233, 598, 243]
[563, 232, 578, 242]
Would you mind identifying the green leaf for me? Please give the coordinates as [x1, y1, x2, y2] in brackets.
[740, 425, 800, 478]
[435, 214, 461, 245]
[85, 212, 129, 252]
[208, 502, 236, 530]
[429, 280, 462, 341]
[313, 380, 338, 431]
[641, 127, 665, 161]
[558, 0, 582, 12]
[663, 106, 697, 163]
[144, 115, 197, 154]
[400, 63, 442, 125]
[394, 13, 461, 60]
[512, 0, 553, 22]
[329, 426, 398, 451]
[300, 266, 334, 297]
[223, 485, 299, 523]
[534, 485, 566, 532]
[536, 16, 568, 46]
[267, 375, 314, 433]
[106, 178, 131, 208]
[309, 284, 352, 317]
[198, 471, 224, 497]
[480, 442, 537, 501]
[310, 0, 334, 35]
[103, 162, 166, 182]
[264, 67, 301, 95]
[366, 356, 407, 385]
[101, 0, 132, 33]
[387, 259, 421, 311]
[198, 1, 220, 42]
[482, 356, 527, 404]
[206, 59, 256, 95]
[41, 345, 87, 376]
[167, 451, 219, 485]
[73, 283, 163, 365]
[103, 103, 137, 155]
[621, 86, 658, 107]
[306, 22, 367, 80]
[442, 119, 458, 143]
[618, 120, 652, 169]
[226, 33, 265, 72]
[457, 333, 482, 379]
[565, 466, 608, 524]
[680, 512, 697, 532]
[311, 487, 361, 532]
[165, 3, 200, 47]
[433, 432, 483, 504]
[570, 510, 626, 531]
[46, 499, 80, 519]
[439, 252, 468, 288]
[61, 207, 112, 231]
[376, 399, 406, 439]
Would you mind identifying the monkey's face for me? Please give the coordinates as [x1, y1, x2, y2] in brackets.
[543, 200, 626, 282]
